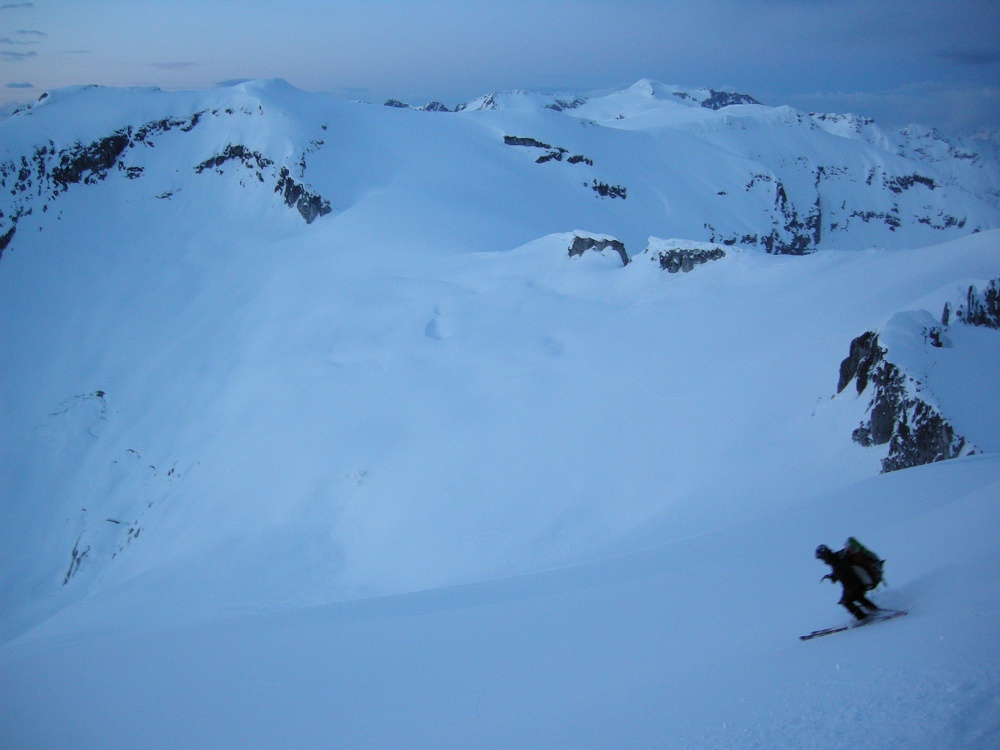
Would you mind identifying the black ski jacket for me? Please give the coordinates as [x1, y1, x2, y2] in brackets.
[818, 548, 863, 589]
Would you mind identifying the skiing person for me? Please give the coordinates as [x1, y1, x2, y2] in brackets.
[815, 543, 880, 621]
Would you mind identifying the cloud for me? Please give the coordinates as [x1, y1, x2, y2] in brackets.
[0, 2, 34, 9]
[17, 29, 46, 37]
[5, 81, 33, 88]
[785, 81, 1000, 134]
[936, 48, 1000, 66]
[336, 86, 372, 99]
[0, 36, 37, 45]
[148, 61, 198, 71]
[0, 49, 36, 61]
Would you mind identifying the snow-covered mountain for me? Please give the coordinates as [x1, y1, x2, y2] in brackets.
[1, 79, 998, 748]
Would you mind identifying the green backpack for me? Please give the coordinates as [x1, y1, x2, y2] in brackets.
[844, 537, 885, 590]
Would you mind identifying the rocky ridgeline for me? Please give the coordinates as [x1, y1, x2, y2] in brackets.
[838, 278, 999, 472]
[0, 108, 332, 260]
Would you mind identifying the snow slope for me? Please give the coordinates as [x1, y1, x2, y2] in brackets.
[1, 80, 999, 747]
[2, 453, 998, 749]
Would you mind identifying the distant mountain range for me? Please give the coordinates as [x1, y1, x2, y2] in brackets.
[2, 78, 998, 263]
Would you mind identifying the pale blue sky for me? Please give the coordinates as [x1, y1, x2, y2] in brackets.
[2, 0, 998, 133]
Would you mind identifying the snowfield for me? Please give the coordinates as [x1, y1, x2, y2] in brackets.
[1, 79, 998, 748]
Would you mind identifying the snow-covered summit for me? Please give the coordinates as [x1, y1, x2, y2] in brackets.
[452, 79, 761, 117]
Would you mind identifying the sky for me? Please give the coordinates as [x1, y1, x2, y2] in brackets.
[1, 0, 999, 134]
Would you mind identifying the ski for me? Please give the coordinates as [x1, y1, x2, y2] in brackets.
[800, 608, 907, 641]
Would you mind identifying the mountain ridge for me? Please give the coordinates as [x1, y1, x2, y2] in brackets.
[2, 78, 998, 264]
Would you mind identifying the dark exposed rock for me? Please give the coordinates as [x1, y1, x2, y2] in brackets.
[63, 535, 90, 585]
[917, 213, 965, 229]
[503, 135, 551, 149]
[954, 278, 1000, 328]
[194, 144, 274, 177]
[384, 99, 411, 109]
[275, 167, 332, 224]
[50, 129, 132, 191]
[590, 180, 626, 199]
[419, 101, 451, 112]
[545, 98, 586, 112]
[700, 89, 760, 110]
[837, 331, 883, 394]
[850, 357, 968, 472]
[839, 331, 970, 473]
[504, 136, 593, 168]
[884, 173, 936, 194]
[849, 209, 901, 231]
[0, 225, 14, 260]
[536, 149, 568, 164]
[651, 243, 726, 273]
[133, 112, 203, 143]
[568, 234, 629, 266]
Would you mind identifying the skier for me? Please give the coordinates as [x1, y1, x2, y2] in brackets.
[815, 543, 880, 621]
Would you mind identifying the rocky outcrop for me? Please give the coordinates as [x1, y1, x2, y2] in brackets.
[590, 180, 627, 199]
[50, 130, 132, 191]
[842, 281, 999, 472]
[700, 89, 760, 110]
[503, 135, 551, 149]
[544, 98, 586, 112]
[503, 135, 594, 166]
[275, 167, 332, 223]
[837, 331, 881, 394]
[838, 329, 971, 473]
[567, 233, 629, 266]
[951, 278, 1000, 328]
[646, 239, 726, 273]
[195, 144, 274, 181]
